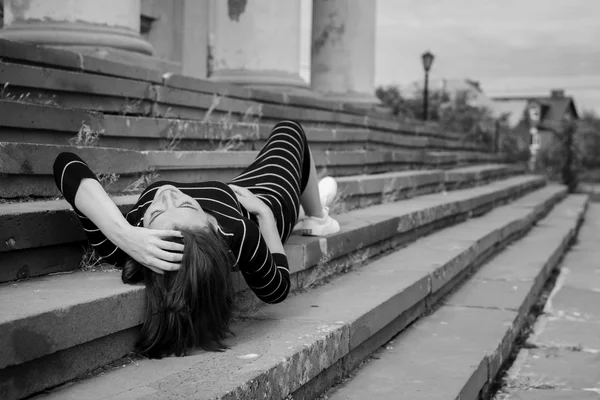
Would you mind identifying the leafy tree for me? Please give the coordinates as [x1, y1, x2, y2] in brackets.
[575, 110, 600, 169]
[375, 84, 449, 121]
[375, 84, 499, 149]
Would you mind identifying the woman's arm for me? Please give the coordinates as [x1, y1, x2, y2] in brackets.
[255, 207, 285, 255]
[229, 184, 290, 303]
[74, 179, 184, 274]
[235, 219, 290, 304]
[53, 153, 184, 273]
[229, 184, 285, 255]
[74, 178, 133, 246]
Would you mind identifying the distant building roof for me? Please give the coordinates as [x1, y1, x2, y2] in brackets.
[491, 99, 528, 127]
[491, 89, 579, 128]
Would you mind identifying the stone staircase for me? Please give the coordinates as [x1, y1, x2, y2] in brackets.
[0, 39, 586, 400]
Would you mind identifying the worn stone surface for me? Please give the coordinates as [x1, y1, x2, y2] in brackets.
[0, 167, 524, 283]
[0, 39, 163, 83]
[499, 203, 600, 400]
[34, 318, 349, 400]
[508, 348, 600, 390]
[145, 150, 257, 169]
[0, 39, 487, 147]
[447, 279, 535, 311]
[250, 261, 430, 351]
[0, 100, 103, 134]
[446, 197, 584, 313]
[0, 272, 145, 369]
[0, 170, 537, 255]
[326, 194, 586, 400]
[0, 243, 84, 283]
[4, 177, 553, 399]
[1, 98, 488, 154]
[501, 389, 599, 399]
[0, 142, 150, 175]
[0, 195, 136, 252]
[533, 318, 600, 350]
[0, 61, 153, 100]
[328, 307, 516, 400]
[29, 182, 558, 400]
[1, 327, 140, 400]
[549, 286, 600, 322]
[399, 185, 565, 294]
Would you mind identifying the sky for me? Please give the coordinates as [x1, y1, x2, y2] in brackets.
[299, 0, 600, 114]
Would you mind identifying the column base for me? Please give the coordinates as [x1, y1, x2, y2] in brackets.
[319, 91, 381, 106]
[0, 21, 154, 55]
[210, 69, 311, 92]
[68, 46, 182, 75]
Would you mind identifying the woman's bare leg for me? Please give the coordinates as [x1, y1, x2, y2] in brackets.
[300, 151, 325, 218]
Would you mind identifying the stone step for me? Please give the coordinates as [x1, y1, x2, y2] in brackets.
[0, 100, 482, 152]
[0, 141, 502, 198]
[325, 194, 588, 400]
[0, 175, 549, 400]
[0, 164, 521, 283]
[0, 46, 467, 144]
[498, 203, 600, 400]
[0, 38, 412, 131]
[23, 185, 572, 400]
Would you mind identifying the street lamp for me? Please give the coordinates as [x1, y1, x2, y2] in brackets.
[421, 51, 435, 121]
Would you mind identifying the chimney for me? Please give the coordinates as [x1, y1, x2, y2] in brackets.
[550, 89, 565, 98]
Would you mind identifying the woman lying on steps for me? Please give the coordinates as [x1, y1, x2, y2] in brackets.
[53, 120, 340, 359]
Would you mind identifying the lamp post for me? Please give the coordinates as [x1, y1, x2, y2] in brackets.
[528, 102, 542, 172]
[421, 51, 435, 121]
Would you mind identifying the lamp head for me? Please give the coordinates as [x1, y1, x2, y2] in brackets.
[421, 51, 435, 72]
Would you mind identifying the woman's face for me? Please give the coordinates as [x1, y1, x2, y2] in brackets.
[143, 185, 210, 230]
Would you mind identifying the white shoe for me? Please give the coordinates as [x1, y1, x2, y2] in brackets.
[319, 176, 338, 209]
[300, 208, 341, 236]
[295, 176, 339, 231]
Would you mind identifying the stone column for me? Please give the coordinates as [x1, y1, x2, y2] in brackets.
[209, 0, 309, 92]
[0, 0, 154, 55]
[311, 0, 378, 104]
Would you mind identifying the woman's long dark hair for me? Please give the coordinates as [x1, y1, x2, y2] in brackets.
[122, 224, 235, 359]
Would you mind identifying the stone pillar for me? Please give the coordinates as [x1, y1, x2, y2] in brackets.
[311, 0, 378, 104]
[209, 0, 309, 92]
[0, 0, 154, 55]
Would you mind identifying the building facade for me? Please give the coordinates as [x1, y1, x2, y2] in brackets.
[0, 0, 378, 104]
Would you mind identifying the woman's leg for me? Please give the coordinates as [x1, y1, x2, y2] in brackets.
[299, 151, 325, 218]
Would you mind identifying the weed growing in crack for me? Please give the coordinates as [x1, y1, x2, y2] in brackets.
[300, 250, 335, 290]
[162, 119, 190, 151]
[69, 122, 104, 147]
[97, 173, 120, 191]
[202, 94, 222, 123]
[0, 83, 60, 107]
[119, 98, 143, 115]
[79, 245, 103, 271]
[502, 376, 561, 391]
[124, 172, 159, 193]
[0, 82, 8, 98]
[210, 103, 263, 152]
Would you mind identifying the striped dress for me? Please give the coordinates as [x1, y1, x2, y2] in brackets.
[53, 120, 311, 304]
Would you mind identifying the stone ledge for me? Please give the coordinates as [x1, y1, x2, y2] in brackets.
[0, 175, 545, 378]
[0, 39, 463, 143]
[19, 186, 573, 400]
[0, 100, 485, 152]
[0, 58, 472, 143]
[0, 39, 163, 83]
[0, 165, 523, 283]
[0, 141, 501, 198]
[0, 142, 150, 176]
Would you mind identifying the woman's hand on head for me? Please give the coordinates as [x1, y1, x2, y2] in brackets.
[229, 184, 269, 216]
[118, 226, 184, 274]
